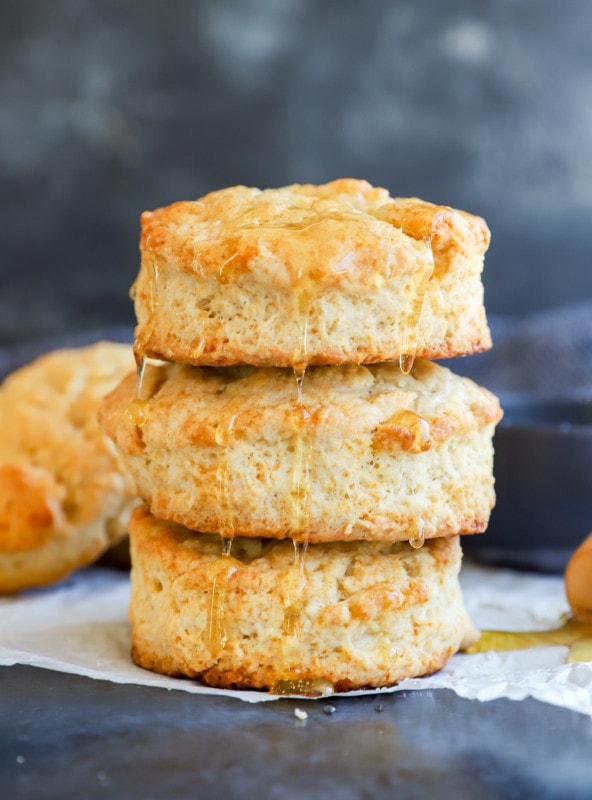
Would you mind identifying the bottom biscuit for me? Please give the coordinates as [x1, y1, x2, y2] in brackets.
[129, 505, 478, 693]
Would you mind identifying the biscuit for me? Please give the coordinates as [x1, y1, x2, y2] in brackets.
[132, 178, 491, 368]
[100, 358, 502, 543]
[0, 342, 138, 593]
[128, 505, 478, 692]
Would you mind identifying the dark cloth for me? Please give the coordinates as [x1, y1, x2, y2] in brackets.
[448, 300, 592, 400]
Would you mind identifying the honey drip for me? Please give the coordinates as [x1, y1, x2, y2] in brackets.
[215, 410, 239, 539]
[234, 206, 360, 236]
[218, 251, 240, 284]
[270, 368, 327, 694]
[191, 337, 206, 360]
[126, 398, 148, 428]
[386, 408, 431, 453]
[466, 616, 592, 663]
[126, 354, 148, 427]
[282, 542, 308, 641]
[377, 633, 396, 663]
[149, 262, 159, 314]
[206, 537, 239, 652]
[208, 402, 241, 651]
[399, 236, 435, 374]
[227, 204, 362, 366]
[220, 536, 233, 558]
[270, 677, 335, 697]
[135, 353, 147, 397]
[134, 262, 160, 359]
[270, 541, 335, 697]
[289, 369, 312, 538]
[409, 517, 425, 549]
[399, 354, 415, 374]
[293, 274, 312, 370]
[294, 365, 306, 406]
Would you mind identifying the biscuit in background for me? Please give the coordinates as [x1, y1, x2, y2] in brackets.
[0, 341, 138, 593]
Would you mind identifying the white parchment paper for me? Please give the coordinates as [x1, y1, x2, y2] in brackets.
[1, 562, 591, 715]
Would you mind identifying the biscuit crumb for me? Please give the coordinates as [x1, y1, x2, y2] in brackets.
[294, 708, 308, 721]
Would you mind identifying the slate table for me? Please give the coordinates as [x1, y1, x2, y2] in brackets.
[1, 664, 592, 800]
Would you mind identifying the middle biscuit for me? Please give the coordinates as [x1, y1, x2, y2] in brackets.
[100, 358, 502, 543]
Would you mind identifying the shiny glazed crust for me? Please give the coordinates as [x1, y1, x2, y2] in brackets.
[0, 342, 138, 593]
[132, 179, 491, 367]
[128, 506, 478, 692]
[99, 358, 502, 543]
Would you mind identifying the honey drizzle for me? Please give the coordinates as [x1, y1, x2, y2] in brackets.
[386, 408, 431, 454]
[206, 393, 242, 654]
[234, 205, 361, 236]
[271, 539, 334, 697]
[466, 616, 592, 662]
[214, 409, 239, 539]
[135, 352, 147, 398]
[126, 353, 148, 427]
[567, 638, 592, 663]
[268, 366, 335, 697]
[290, 409, 312, 534]
[228, 203, 354, 367]
[191, 337, 206, 360]
[150, 262, 159, 314]
[294, 270, 312, 369]
[134, 262, 160, 360]
[409, 516, 425, 549]
[271, 677, 335, 697]
[205, 536, 239, 652]
[399, 354, 415, 375]
[282, 541, 308, 640]
[294, 365, 306, 406]
[286, 365, 312, 634]
[399, 236, 435, 374]
[130, 258, 160, 424]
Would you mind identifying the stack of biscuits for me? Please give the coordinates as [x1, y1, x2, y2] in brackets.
[100, 178, 502, 694]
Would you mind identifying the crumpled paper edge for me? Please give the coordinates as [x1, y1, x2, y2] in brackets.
[1, 563, 591, 714]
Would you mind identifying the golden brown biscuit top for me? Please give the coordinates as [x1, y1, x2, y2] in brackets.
[100, 357, 502, 455]
[138, 179, 489, 290]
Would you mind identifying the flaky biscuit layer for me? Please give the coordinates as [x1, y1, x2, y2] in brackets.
[0, 342, 138, 593]
[129, 506, 478, 692]
[100, 358, 502, 543]
[133, 179, 491, 367]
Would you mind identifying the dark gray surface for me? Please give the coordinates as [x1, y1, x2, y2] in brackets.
[1, 665, 592, 800]
[2, 0, 592, 346]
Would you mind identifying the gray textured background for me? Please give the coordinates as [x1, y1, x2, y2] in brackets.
[2, 0, 592, 346]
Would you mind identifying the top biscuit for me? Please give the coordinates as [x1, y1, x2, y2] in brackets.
[132, 178, 491, 368]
